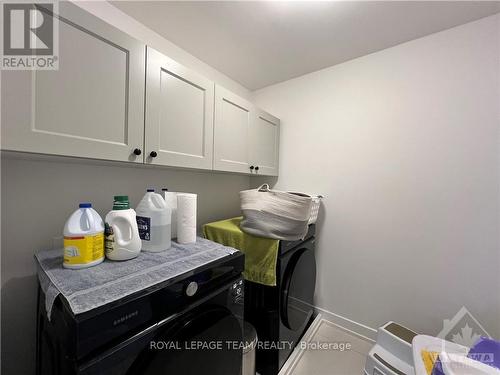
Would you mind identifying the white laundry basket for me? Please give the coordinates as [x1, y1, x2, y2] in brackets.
[287, 192, 323, 224]
[240, 184, 313, 240]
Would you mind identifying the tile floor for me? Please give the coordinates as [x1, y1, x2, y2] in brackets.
[290, 321, 374, 375]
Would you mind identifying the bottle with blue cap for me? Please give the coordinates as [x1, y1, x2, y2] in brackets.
[136, 188, 171, 252]
[63, 202, 105, 269]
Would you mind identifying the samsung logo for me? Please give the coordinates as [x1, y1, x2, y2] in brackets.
[113, 310, 139, 326]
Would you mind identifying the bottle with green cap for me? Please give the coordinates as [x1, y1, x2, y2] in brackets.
[104, 195, 141, 261]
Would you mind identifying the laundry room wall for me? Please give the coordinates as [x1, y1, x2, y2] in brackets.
[0, 2, 253, 374]
[252, 14, 500, 339]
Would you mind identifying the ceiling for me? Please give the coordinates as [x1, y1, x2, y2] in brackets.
[112, 1, 500, 90]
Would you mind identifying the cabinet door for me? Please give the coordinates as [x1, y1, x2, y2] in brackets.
[1, 2, 145, 162]
[251, 110, 280, 176]
[213, 86, 253, 174]
[145, 48, 214, 169]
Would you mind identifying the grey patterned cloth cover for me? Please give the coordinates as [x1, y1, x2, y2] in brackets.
[35, 237, 238, 319]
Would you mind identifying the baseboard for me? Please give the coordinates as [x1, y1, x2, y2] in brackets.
[287, 298, 378, 342]
[314, 305, 377, 342]
[278, 303, 378, 374]
[278, 310, 376, 375]
[278, 313, 323, 375]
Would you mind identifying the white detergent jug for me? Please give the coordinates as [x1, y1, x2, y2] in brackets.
[63, 203, 104, 269]
[105, 195, 141, 261]
[136, 189, 171, 252]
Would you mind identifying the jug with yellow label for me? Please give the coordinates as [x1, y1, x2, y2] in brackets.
[63, 203, 105, 269]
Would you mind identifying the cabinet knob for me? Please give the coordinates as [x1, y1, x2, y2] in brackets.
[255, 166, 259, 171]
[250, 166, 254, 170]
[133, 148, 142, 156]
[150, 151, 158, 158]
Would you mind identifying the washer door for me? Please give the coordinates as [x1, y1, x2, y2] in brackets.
[128, 305, 242, 375]
[281, 245, 316, 331]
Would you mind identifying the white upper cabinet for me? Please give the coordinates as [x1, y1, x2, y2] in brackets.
[213, 85, 253, 174]
[213, 85, 280, 176]
[251, 110, 280, 176]
[145, 48, 215, 169]
[1, 4, 280, 175]
[1, 2, 146, 163]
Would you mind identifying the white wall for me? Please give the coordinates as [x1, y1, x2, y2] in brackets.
[253, 15, 500, 339]
[0, 155, 249, 374]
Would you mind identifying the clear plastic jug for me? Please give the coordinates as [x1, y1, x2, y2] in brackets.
[136, 189, 172, 252]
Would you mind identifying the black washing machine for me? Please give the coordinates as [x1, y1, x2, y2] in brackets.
[36, 251, 245, 375]
[245, 225, 316, 375]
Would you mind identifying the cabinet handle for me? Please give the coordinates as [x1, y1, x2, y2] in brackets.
[133, 148, 142, 156]
[150, 151, 158, 158]
[250, 166, 254, 170]
[255, 166, 259, 171]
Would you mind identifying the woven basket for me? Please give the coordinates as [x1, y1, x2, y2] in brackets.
[308, 196, 322, 224]
[240, 184, 313, 240]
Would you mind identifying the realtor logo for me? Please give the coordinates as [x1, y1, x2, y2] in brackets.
[1, 1, 58, 69]
[438, 306, 490, 347]
[3, 3, 53, 55]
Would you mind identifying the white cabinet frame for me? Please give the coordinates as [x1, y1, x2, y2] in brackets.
[1, 2, 145, 163]
[145, 47, 214, 169]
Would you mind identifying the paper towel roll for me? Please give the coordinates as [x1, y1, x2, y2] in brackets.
[177, 193, 197, 244]
[163, 192, 178, 238]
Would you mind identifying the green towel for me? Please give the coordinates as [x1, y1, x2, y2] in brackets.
[203, 217, 279, 286]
